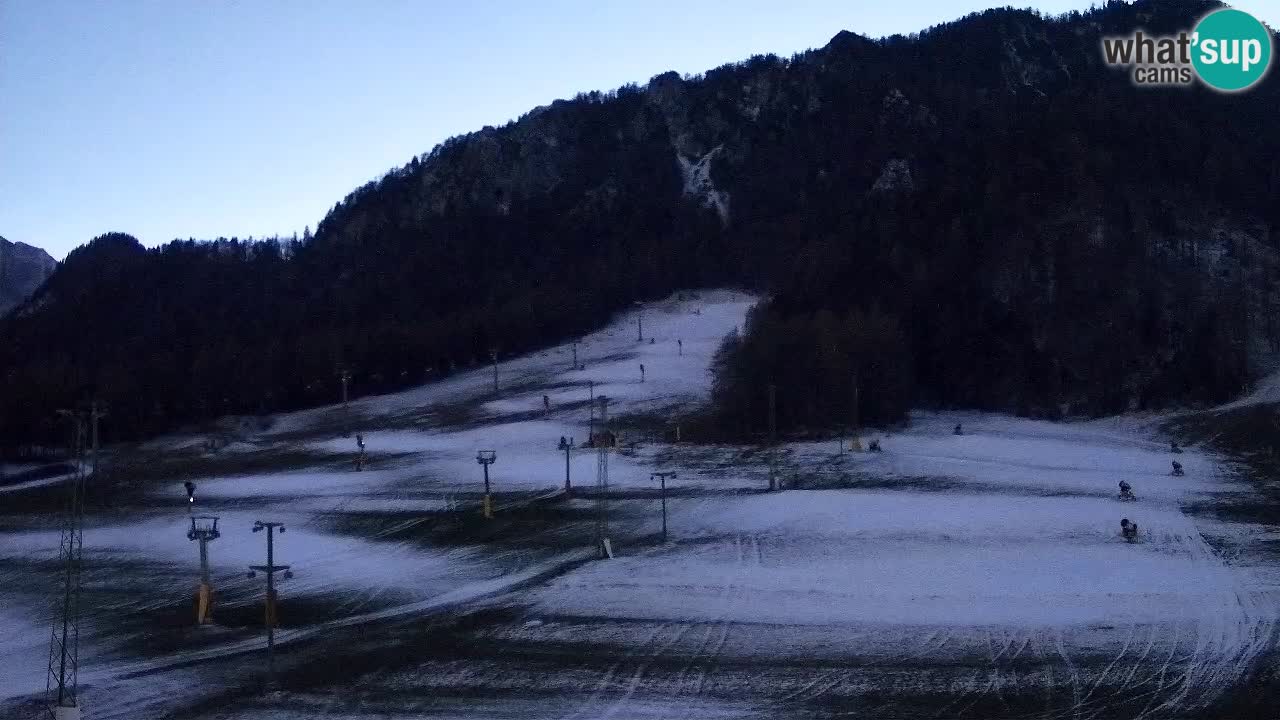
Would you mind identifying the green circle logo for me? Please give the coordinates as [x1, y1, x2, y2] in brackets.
[1192, 9, 1272, 92]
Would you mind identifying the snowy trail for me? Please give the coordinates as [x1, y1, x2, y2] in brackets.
[4, 289, 1280, 719]
[83, 546, 594, 720]
[523, 415, 1280, 717]
[0, 290, 757, 716]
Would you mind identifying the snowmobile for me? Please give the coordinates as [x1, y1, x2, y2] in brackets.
[1171, 461, 1184, 477]
[1121, 518, 1139, 543]
[867, 439, 882, 453]
[1118, 481, 1136, 501]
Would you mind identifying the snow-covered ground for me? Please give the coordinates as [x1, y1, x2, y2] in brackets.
[0, 290, 755, 715]
[1216, 365, 1280, 411]
[518, 413, 1278, 717]
[2, 288, 1279, 719]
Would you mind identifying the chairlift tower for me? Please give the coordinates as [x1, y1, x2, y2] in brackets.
[588, 381, 595, 442]
[46, 402, 102, 720]
[596, 396, 613, 558]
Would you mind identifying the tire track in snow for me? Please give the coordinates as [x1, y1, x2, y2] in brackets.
[675, 534, 752, 715]
[932, 668, 984, 719]
[953, 629, 1009, 716]
[1132, 617, 1185, 720]
[1128, 518, 1269, 718]
[656, 621, 717, 717]
[1075, 618, 1135, 714]
[596, 622, 697, 720]
[556, 622, 673, 720]
[1052, 630, 1082, 718]
[608, 532, 747, 720]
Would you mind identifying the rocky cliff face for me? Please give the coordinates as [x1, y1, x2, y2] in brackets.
[2, 0, 1277, 446]
[0, 237, 56, 317]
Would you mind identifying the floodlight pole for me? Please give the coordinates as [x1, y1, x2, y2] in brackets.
[559, 437, 575, 492]
[248, 521, 291, 691]
[197, 529, 211, 584]
[849, 370, 861, 453]
[187, 515, 221, 625]
[477, 451, 497, 519]
[768, 384, 778, 491]
[652, 472, 676, 542]
[339, 369, 352, 438]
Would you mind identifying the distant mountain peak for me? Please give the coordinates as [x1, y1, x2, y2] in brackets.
[0, 236, 57, 317]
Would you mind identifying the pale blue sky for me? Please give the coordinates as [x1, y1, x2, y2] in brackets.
[2, 1, 1274, 259]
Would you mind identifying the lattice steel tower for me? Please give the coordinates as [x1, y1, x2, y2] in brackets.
[47, 403, 101, 720]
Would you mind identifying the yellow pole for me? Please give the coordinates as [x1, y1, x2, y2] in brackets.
[196, 582, 213, 624]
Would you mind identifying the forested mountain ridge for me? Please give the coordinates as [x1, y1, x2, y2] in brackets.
[2, 0, 1278, 447]
[0, 236, 56, 318]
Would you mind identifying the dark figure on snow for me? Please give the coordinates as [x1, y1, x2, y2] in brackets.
[356, 433, 364, 451]
[1119, 480, 1134, 500]
[1171, 461, 1184, 476]
[868, 439, 882, 453]
[1121, 518, 1138, 542]
[1171, 440, 1182, 454]
[954, 423, 963, 436]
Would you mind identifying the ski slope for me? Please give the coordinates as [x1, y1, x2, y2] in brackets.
[521, 414, 1277, 717]
[1, 288, 1278, 719]
[0, 290, 756, 715]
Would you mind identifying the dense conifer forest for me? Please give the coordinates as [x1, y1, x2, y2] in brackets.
[2, 0, 1278, 447]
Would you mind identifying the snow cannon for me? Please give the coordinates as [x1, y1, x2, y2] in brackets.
[1120, 518, 1138, 543]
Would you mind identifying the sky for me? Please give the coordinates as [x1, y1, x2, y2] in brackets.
[3, 1, 1278, 260]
